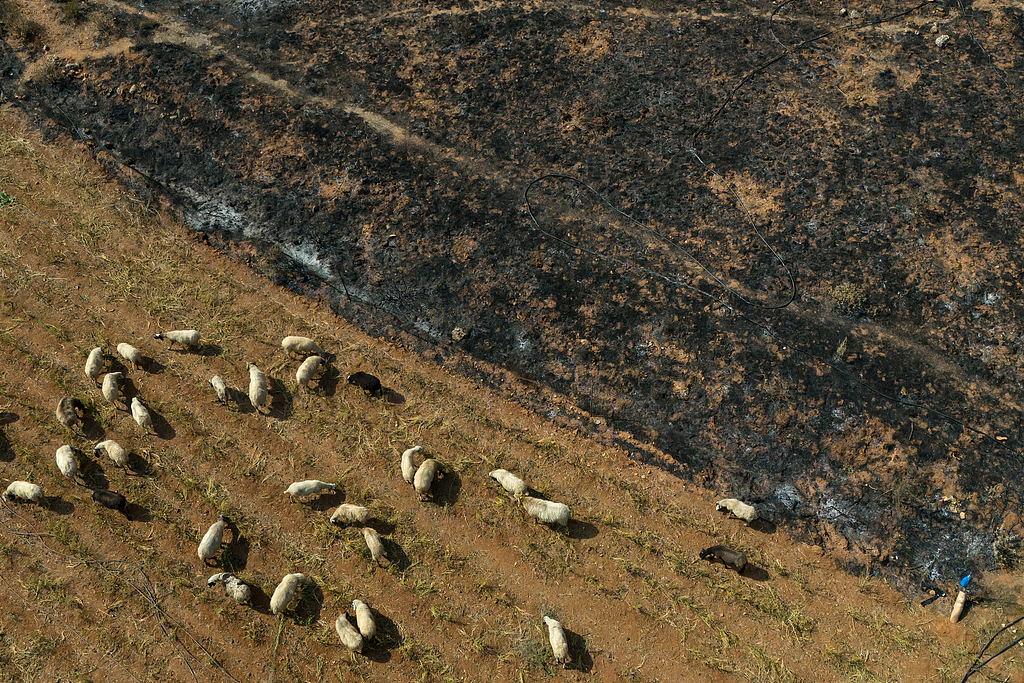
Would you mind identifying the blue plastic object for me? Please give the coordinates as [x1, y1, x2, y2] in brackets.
[960, 575, 972, 588]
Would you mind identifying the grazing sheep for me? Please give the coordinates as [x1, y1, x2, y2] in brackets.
[414, 459, 441, 499]
[92, 489, 131, 519]
[3, 481, 44, 505]
[207, 572, 251, 605]
[55, 445, 79, 480]
[95, 439, 128, 468]
[282, 336, 326, 358]
[116, 343, 145, 371]
[352, 599, 376, 640]
[716, 498, 758, 524]
[295, 355, 324, 390]
[285, 480, 338, 501]
[130, 397, 154, 434]
[55, 397, 85, 430]
[335, 612, 364, 652]
[520, 496, 570, 527]
[101, 372, 123, 404]
[330, 504, 371, 526]
[543, 616, 570, 665]
[84, 347, 103, 383]
[270, 573, 308, 615]
[362, 527, 388, 566]
[347, 371, 381, 396]
[209, 375, 229, 403]
[400, 445, 422, 484]
[197, 514, 229, 564]
[700, 545, 747, 572]
[490, 469, 528, 495]
[154, 329, 200, 350]
[246, 363, 268, 413]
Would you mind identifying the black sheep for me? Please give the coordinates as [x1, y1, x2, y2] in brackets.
[700, 545, 747, 572]
[92, 489, 131, 519]
[347, 371, 382, 396]
[55, 397, 85, 430]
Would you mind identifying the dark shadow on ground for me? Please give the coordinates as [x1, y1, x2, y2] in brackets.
[564, 626, 593, 672]
[148, 408, 176, 440]
[365, 518, 395, 536]
[0, 428, 13, 462]
[126, 450, 156, 477]
[318, 366, 341, 397]
[567, 519, 598, 539]
[45, 496, 75, 515]
[362, 608, 399, 663]
[748, 518, 777, 534]
[126, 502, 152, 523]
[430, 470, 460, 507]
[267, 378, 293, 420]
[738, 564, 770, 582]
[309, 491, 344, 512]
[293, 581, 324, 624]
[223, 525, 250, 572]
[382, 388, 405, 405]
[0, 411, 18, 425]
[191, 343, 222, 357]
[81, 461, 110, 490]
[142, 356, 161, 374]
[382, 537, 410, 572]
[247, 583, 273, 615]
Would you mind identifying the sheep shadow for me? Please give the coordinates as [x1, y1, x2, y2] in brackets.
[738, 564, 770, 582]
[148, 409, 176, 440]
[564, 627, 593, 672]
[81, 462, 111, 490]
[293, 582, 324, 625]
[126, 502, 152, 523]
[267, 380, 294, 420]
[0, 411, 18, 425]
[308, 491, 345, 512]
[193, 343, 223, 357]
[126, 451, 157, 478]
[382, 388, 405, 405]
[364, 518, 395, 536]
[142, 356, 162, 374]
[429, 470, 461, 507]
[246, 583, 274, 615]
[316, 367, 341, 397]
[382, 537, 411, 572]
[223, 531, 250, 572]
[362, 609, 400, 663]
[0, 429, 13, 462]
[80, 412, 106, 440]
[227, 388, 256, 414]
[45, 496, 75, 515]
[748, 518, 777, 534]
[567, 519, 599, 540]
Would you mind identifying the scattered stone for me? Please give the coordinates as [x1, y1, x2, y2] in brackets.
[451, 326, 467, 341]
[935, 35, 950, 48]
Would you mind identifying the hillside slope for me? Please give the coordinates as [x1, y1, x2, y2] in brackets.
[1, 109, 1023, 682]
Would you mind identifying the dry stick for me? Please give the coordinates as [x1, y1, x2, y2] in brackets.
[268, 614, 286, 683]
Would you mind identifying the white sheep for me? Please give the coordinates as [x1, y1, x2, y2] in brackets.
[520, 496, 570, 527]
[207, 572, 251, 605]
[154, 329, 200, 350]
[543, 616, 570, 665]
[330, 504, 371, 525]
[414, 459, 441, 499]
[55, 397, 85, 430]
[130, 397, 154, 433]
[55, 445, 79, 480]
[101, 372, 123, 404]
[281, 336, 326, 358]
[352, 599, 376, 640]
[95, 439, 128, 468]
[285, 480, 338, 500]
[489, 469, 528, 495]
[84, 347, 103, 383]
[362, 527, 388, 566]
[116, 342, 145, 371]
[3, 481, 44, 505]
[400, 445, 422, 484]
[270, 573, 308, 614]
[197, 514, 229, 564]
[716, 498, 758, 523]
[295, 355, 324, 390]
[246, 363, 268, 413]
[209, 376, 229, 403]
[335, 613, 364, 652]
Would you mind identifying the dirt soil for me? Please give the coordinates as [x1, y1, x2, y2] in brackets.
[1, 0, 1024, 679]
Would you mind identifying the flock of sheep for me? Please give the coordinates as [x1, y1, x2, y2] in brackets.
[0, 330, 581, 664]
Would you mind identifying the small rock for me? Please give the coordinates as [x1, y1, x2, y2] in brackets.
[839, 7, 847, 15]
[930, 23, 939, 34]
[451, 327, 467, 341]
[936, 34, 950, 48]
